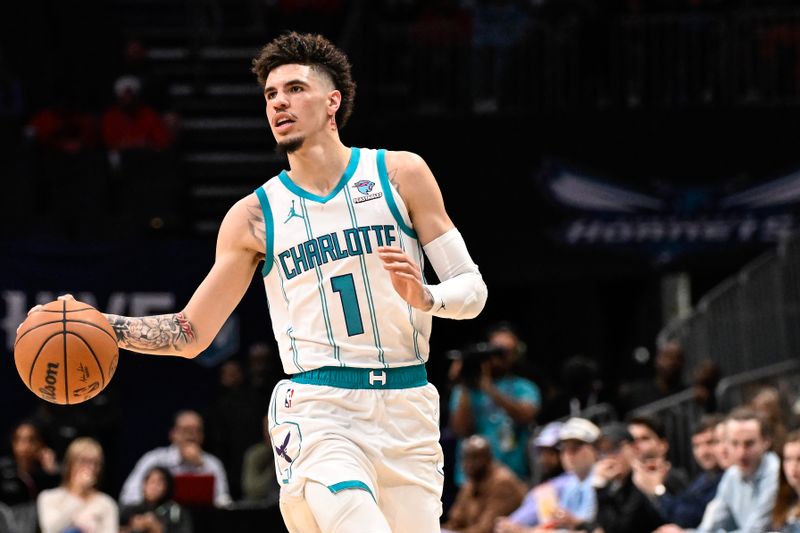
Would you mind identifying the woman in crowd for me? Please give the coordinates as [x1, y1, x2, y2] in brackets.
[120, 466, 193, 533]
[773, 430, 800, 532]
[36, 437, 117, 533]
[0, 421, 60, 506]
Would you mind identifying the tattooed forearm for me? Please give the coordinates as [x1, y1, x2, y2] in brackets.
[105, 312, 196, 353]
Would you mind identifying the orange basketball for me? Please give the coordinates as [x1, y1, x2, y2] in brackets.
[14, 299, 119, 405]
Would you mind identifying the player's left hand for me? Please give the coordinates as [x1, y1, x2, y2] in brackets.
[377, 246, 433, 311]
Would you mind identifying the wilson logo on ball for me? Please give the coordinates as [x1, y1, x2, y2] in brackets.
[38, 362, 60, 402]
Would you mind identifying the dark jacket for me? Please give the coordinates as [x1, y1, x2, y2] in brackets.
[657, 469, 722, 528]
[592, 473, 666, 533]
[120, 500, 193, 533]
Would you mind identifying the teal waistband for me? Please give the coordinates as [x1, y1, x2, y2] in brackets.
[290, 365, 427, 389]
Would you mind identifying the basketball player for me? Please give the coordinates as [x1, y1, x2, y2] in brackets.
[32, 32, 487, 532]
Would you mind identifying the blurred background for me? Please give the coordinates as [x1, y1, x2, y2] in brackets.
[2, 0, 800, 531]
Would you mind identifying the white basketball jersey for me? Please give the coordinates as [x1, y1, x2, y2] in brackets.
[255, 147, 431, 374]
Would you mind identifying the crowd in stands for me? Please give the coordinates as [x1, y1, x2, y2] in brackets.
[0, 340, 283, 532]
[436, 321, 800, 532]
[2, 320, 800, 532]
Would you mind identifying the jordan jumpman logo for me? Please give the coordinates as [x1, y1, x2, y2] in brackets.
[284, 200, 304, 223]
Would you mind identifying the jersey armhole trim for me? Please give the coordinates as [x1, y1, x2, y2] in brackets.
[255, 186, 274, 277]
[326, 480, 376, 502]
[377, 149, 417, 239]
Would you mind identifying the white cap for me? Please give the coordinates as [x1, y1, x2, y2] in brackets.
[559, 417, 601, 444]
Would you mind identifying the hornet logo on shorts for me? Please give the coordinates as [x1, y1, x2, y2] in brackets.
[275, 433, 293, 463]
[352, 180, 383, 204]
[272, 421, 302, 482]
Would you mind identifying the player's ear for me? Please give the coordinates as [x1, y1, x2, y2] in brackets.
[327, 89, 341, 117]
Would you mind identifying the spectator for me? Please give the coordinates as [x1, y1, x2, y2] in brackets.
[101, 75, 173, 152]
[751, 386, 788, 453]
[540, 355, 604, 423]
[496, 417, 600, 532]
[118, 40, 170, 112]
[37, 437, 118, 533]
[0, 421, 60, 506]
[619, 340, 685, 414]
[714, 416, 733, 470]
[441, 435, 527, 533]
[119, 410, 231, 507]
[120, 466, 193, 533]
[589, 422, 665, 533]
[449, 326, 541, 484]
[646, 414, 725, 528]
[205, 360, 263, 501]
[240, 415, 279, 505]
[691, 359, 721, 413]
[527, 421, 564, 486]
[628, 414, 689, 496]
[25, 93, 99, 154]
[772, 429, 800, 532]
[655, 407, 780, 533]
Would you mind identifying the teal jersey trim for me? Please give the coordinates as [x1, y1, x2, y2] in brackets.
[279, 147, 361, 204]
[299, 198, 342, 365]
[327, 480, 375, 501]
[343, 185, 386, 367]
[291, 364, 427, 389]
[376, 149, 417, 239]
[255, 187, 274, 276]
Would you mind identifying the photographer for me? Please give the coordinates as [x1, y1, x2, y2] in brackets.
[448, 323, 541, 485]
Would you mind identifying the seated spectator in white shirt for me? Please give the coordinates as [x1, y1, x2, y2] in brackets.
[119, 410, 231, 507]
[655, 407, 779, 533]
[37, 437, 118, 533]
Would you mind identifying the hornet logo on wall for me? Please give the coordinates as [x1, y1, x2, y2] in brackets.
[539, 161, 800, 261]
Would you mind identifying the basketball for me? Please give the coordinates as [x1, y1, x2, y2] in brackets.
[14, 299, 119, 405]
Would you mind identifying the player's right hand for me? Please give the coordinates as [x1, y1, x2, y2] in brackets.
[18, 294, 76, 334]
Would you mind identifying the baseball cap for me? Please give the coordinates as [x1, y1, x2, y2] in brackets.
[533, 421, 564, 448]
[559, 418, 601, 444]
[599, 422, 634, 449]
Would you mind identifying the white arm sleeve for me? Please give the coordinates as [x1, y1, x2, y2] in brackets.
[422, 228, 488, 319]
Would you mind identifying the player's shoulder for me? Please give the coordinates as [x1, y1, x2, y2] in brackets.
[382, 150, 436, 194]
[383, 150, 429, 174]
[220, 193, 261, 230]
[218, 192, 266, 252]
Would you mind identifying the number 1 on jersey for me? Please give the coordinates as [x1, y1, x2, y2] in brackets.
[331, 274, 364, 336]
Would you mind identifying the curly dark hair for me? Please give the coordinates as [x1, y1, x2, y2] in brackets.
[252, 32, 356, 129]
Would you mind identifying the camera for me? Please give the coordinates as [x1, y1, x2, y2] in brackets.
[447, 342, 504, 389]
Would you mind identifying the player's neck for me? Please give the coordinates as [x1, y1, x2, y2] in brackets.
[286, 136, 352, 197]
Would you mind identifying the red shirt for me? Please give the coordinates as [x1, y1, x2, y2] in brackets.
[101, 104, 172, 151]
